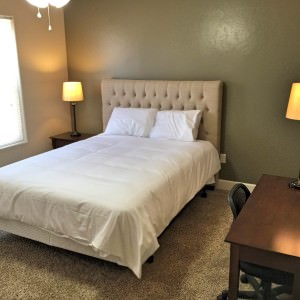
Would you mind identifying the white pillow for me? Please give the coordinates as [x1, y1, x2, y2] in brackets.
[150, 110, 202, 141]
[104, 107, 158, 137]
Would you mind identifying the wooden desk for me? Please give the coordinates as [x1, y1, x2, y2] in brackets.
[225, 174, 300, 299]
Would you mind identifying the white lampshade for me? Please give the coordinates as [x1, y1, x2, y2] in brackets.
[26, 0, 48, 8]
[286, 83, 300, 121]
[62, 82, 84, 102]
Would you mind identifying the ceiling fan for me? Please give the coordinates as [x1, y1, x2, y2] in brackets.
[25, 0, 71, 30]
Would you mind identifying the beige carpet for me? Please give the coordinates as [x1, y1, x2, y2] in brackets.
[0, 190, 233, 300]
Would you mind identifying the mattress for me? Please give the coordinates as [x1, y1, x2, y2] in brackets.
[0, 134, 220, 277]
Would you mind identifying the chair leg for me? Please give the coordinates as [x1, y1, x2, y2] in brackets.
[261, 281, 272, 299]
[271, 284, 292, 296]
[217, 290, 228, 300]
[217, 289, 257, 300]
[244, 274, 261, 292]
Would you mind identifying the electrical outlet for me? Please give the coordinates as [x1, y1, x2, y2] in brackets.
[220, 153, 227, 164]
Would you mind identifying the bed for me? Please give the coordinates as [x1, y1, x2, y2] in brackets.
[0, 79, 223, 278]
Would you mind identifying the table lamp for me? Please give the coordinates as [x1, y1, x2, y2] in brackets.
[286, 83, 300, 189]
[62, 81, 84, 137]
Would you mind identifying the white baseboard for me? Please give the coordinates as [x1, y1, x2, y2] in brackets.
[216, 179, 256, 192]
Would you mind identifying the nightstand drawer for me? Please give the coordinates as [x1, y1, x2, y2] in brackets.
[50, 132, 95, 149]
[52, 139, 74, 149]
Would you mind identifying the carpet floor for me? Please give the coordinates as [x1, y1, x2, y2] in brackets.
[0, 189, 287, 300]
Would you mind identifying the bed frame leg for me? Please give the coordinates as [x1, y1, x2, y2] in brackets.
[205, 184, 215, 191]
[199, 184, 215, 198]
[200, 190, 207, 198]
[146, 255, 154, 264]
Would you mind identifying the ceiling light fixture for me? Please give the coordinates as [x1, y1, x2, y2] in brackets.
[25, 0, 71, 31]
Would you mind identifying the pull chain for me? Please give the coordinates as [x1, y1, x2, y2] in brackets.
[37, 7, 42, 19]
[47, 5, 52, 31]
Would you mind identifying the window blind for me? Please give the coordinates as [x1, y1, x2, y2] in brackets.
[0, 17, 27, 149]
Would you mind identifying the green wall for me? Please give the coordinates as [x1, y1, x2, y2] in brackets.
[64, 0, 300, 184]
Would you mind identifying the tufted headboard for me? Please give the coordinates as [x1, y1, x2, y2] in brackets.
[101, 79, 223, 151]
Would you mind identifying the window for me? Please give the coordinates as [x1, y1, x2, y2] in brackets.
[0, 16, 27, 149]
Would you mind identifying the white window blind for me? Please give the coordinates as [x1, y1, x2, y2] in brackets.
[0, 17, 27, 149]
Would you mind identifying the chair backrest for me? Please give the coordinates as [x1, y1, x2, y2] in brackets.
[228, 183, 251, 219]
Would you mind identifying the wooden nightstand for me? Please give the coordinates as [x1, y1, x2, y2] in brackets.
[50, 132, 95, 149]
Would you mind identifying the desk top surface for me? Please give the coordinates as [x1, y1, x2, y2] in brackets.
[225, 174, 300, 258]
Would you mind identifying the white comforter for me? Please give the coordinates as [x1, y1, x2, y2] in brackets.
[0, 134, 220, 277]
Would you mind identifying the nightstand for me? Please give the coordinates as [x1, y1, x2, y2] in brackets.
[50, 132, 95, 149]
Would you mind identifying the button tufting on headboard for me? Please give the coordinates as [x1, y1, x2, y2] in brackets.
[101, 79, 223, 151]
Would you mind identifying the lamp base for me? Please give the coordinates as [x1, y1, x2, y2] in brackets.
[289, 178, 300, 189]
[70, 131, 81, 137]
